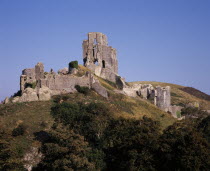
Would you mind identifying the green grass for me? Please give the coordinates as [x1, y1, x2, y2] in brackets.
[0, 101, 54, 161]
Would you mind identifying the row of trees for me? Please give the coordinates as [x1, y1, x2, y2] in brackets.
[1, 102, 210, 170]
[35, 102, 210, 170]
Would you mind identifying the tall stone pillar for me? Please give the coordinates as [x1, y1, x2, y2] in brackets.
[35, 62, 44, 81]
[155, 86, 171, 111]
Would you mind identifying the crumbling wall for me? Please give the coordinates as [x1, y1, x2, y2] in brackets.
[154, 86, 171, 111]
[17, 61, 108, 103]
[123, 84, 172, 113]
[169, 105, 183, 118]
[83, 32, 118, 82]
[40, 74, 90, 95]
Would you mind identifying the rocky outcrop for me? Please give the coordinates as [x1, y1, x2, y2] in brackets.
[23, 147, 42, 171]
[38, 86, 51, 101]
[3, 97, 9, 104]
[88, 72, 108, 98]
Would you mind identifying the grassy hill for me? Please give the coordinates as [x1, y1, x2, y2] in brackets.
[1, 77, 210, 169]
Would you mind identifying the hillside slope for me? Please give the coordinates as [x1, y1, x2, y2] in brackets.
[1, 80, 210, 169]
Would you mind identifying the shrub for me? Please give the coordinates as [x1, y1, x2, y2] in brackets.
[51, 102, 111, 147]
[12, 124, 27, 136]
[75, 85, 90, 95]
[35, 124, 96, 170]
[69, 60, 78, 69]
[181, 107, 208, 118]
[158, 122, 210, 170]
[103, 116, 160, 170]
[176, 111, 181, 118]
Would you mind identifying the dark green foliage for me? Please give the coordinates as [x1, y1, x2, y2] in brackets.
[103, 116, 160, 170]
[181, 107, 208, 118]
[12, 124, 27, 137]
[171, 92, 181, 97]
[51, 102, 111, 146]
[158, 122, 210, 170]
[0, 130, 25, 170]
[25, 82, 36, 89]
[69, 60, 78, 69]
[35, 124, 95, 170]
[75, 85, 90, 95]
[198, 115, 210, 143]
[50, 102, 110, 170]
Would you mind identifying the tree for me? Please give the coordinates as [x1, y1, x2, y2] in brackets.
[35, 124, 95, 170]
[198, 115, 210, 143]
[51, 102, 111, 147]
[103, 116, 160, 171]
[158, 122, 210, 170]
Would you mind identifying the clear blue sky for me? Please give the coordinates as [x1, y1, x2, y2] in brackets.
[0, 0, 210, 101]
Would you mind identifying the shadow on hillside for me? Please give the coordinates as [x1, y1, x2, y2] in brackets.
[34, 131, 50, 143]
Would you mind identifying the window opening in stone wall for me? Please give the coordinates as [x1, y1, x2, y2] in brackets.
[93, 46, 97, 57]
[102, 60, 105, 68]
[94, 59, 99, 66]
[94, 38, 97, 45]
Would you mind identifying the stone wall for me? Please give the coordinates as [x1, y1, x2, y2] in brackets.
[123, 84, 172, 113]
[155, 86, 171, 111]
[83, 32, 118, 82]
[17, 62, 108, 103]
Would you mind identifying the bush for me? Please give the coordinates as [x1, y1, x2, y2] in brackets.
[75, 85, 90, 95]
[12, 124, 27, 136]
[35, 124, 96, 170]
[103, 116, 160, 170]
[69, 60, 78, 69]
[181, 107, 208, 118]
[158, 122, 210, 170]
[51, 102, 110, 141]
[176, 111, 181, 118]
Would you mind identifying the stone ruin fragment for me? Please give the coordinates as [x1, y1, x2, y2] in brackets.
[12, 60, 108, 103]
[122, 84, 182, 118]
[83, 32, 118, 83]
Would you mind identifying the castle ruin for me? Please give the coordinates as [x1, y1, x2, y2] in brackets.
[83, 32, 118, 82]
[4, 32, 180, 118]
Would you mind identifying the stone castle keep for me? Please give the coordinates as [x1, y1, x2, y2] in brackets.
[4, 32, 181, 118]
[83, 32, 118, 82]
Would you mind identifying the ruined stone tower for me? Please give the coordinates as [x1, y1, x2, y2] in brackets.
[155, 86, 171, 111]
[83, 32, 118, 82]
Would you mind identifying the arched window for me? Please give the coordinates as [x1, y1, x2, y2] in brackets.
[102, 60, 105, 68]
